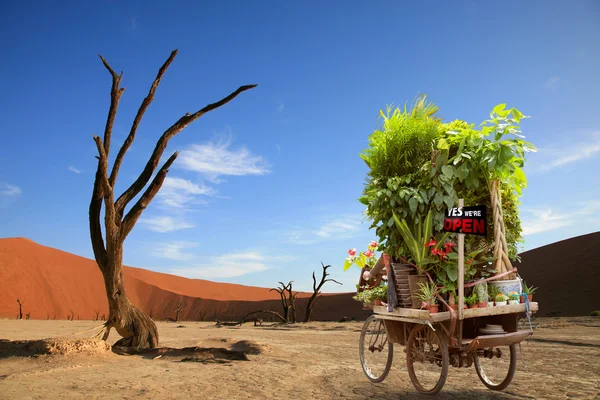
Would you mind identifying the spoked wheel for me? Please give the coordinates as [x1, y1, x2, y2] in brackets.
[406, 324, 449, 395]
[359, 315, 393, 383]
[474, 344, 517, 391]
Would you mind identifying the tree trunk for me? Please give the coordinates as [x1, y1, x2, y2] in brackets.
[99, 252, 158, 348]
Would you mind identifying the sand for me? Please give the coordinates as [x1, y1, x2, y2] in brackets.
[0, 317, 599, 399]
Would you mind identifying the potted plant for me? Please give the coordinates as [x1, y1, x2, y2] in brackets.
[415, 282, 439, 313]
[474, 281, 489, 308]
[521, 281, 537, 303]
[372, 282, 388, 306]
[495, 293, 507, 306]
[507, 291, 520, 305]
[465, 293, 479, 309]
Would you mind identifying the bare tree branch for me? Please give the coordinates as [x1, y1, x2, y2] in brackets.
[109, 50, 178, 188]
[120, 151, 179, 239]
[97, 54, 125, 155]
[304, 263, 342, 322]
[93, 136, 118, 239]
[114, 84, 257, 215]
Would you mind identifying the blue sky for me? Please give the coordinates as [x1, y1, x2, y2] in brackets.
[1, 1, 599, 293]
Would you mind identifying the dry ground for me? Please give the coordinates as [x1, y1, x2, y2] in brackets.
[0, 317, 599, 400]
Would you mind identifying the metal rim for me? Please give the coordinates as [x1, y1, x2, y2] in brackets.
[359, 315, 393, 383]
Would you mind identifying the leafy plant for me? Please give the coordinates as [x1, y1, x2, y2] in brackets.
[465, 293, 478, 306]
[415, 282, 438, 306]
[353, 282, 387, 303]
[488, 284, 501, 299]
[343, 241, 378, 271]
[495, 293, 507, 303]
[523, 281, 538, 295]
[392, 209, 449, 271]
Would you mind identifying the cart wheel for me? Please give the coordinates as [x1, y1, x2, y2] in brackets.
[359, 315, 393, 383]
[474, 344, 517, 391]
[406, 324, 449, 395]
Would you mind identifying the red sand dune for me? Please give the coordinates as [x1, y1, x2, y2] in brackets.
[0, 238, 368, 321]
[2, 232, 597, 322]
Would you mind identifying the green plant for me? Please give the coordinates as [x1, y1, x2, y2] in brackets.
[488, 284, 501, 299]
[508, 291, 520, 301]
[495, 293, 507, 303]
[353, 282, 388, 303]
[591, 311, 600, 317]
[415, 282, 438, 306]
[465, 293, 478, 306]
[343, 241, 379, 271]
[392, 209, 449, 271]
[474, 281, 488, 303]
[523, 281, 538, 295]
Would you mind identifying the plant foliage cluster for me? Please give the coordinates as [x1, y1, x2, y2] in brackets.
[359, 95, 536, 281]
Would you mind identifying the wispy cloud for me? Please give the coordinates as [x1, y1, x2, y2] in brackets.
[276, 144, 281, 155]
[537, 132, 600, 172]
[544, 76, 560, 89]
[157, 177, 215, 208]
[522, 200, 600, 236]
[0, 183, 21, 197]
[68, 166, 81, 174]
[139, 216, 195, 233]
[168, 251, 293, 279]
[177, 137, 270, 183]
[277, 102, 285, 112]
[152, 241, 197, 261]
[287, 216, 364, 245]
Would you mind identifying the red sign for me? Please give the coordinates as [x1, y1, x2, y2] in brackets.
[442, 206, 487, 236]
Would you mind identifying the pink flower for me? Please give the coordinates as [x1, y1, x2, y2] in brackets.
[364, 250, 375, 258]
[425, 239, 437, 247]
[348, 248, 357, 257]
[369, 241, 378, 249]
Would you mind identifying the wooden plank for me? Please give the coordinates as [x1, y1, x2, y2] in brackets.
[376, 314, 431, 325]
[458, 198, 465, 321]
[373, 305, 430, 319]
[462, 330, 533, 350]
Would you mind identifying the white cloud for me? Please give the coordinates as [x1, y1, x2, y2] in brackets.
[68, 166, 81, 174]
[176, 138, 270, 183]
[168, 251, 292, 279]
[537, 132, 600, 171]
[287, 216, 364, 245]
[522, 200, 600, 236]
[139, 216, 195, 233]
[544, 76, 560, 89]
[0, 183, 21, 197]
[151, 241, 197, 261]
[157, 177, 215, 208]
[278, 103, 284, 112]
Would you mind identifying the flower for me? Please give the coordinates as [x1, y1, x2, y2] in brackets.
[425, 239, 437, 247]
[348, 248, 357, 257]
[364, 250, 375, 258]
[368, 241, 378, 250]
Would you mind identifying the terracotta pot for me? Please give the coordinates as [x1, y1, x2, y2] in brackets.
[447, 304, 458, 311]
[520, 295, 533, 303]
[476, 302, 488, 308]
[428, 304, 439, 314]
[468, 304, 478, 309]
[375, 299, 383, 306]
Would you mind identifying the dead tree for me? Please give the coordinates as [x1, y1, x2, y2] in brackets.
[101, 313, 106, 321]
[88, 49, 256, 348]
[16, 298, 25, 320]
[304, 263, 342, 322]
[174, 300, 186, 322]
[197, 304, 209, 321]
[94, 309, 100, 321]
[47, 312, 51, 320]
[68, 309, 75, 321]
[270, 282, 289, 321]
[25, 313, 31, 320]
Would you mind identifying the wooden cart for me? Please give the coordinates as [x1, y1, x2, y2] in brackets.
[359, 197, 538, 395]
[360, 302, 537, 395]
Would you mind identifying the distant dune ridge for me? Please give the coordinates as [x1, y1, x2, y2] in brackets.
[0, 237, 369, 321]
[1, 233, 598, 321]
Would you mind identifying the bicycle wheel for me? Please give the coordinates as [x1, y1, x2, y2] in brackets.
[406, 323, 449, 395]
[474, 344, 517, 391]
[359, 315, 393, 383]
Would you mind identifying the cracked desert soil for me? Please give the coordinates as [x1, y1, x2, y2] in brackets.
[0, 317, 599, 399]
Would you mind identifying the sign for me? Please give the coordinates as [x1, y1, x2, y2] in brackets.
[443, 206, 487, 236]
